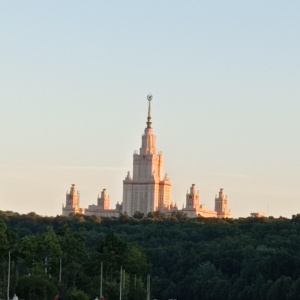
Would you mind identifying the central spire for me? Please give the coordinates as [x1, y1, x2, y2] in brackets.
[140, 94, 157, 155]
[146, 94, 152, 128]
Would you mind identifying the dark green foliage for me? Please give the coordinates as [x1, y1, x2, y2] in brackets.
[64, 289, 90, 300]
[16, 275, 58, 300]
[2, 211, 300, 299]
[89, 231, 148, 299]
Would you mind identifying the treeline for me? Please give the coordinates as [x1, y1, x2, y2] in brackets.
[1, 211, 300, 300]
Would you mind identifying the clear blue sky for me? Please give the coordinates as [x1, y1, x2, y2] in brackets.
[0, 1, 299, 217]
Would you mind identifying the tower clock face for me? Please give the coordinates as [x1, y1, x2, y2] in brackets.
[189, 195, 192, 200]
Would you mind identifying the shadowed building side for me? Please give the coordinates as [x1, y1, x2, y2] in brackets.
[215, 188, 231, 218]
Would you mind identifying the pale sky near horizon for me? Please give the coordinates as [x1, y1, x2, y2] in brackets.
[0, 1, 300, 218]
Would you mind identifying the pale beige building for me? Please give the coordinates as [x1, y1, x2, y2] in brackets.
[182, 185, 230, 218]
[122, 95, 172, 216]
[62, 95, 231, 219]
[215, 188, 231, 218]
[62, 185, 120, 217]
[85, 188, 120, 218]
[62, 184, 85, 216]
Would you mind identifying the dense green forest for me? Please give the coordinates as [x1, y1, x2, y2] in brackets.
[1, 211, 300, 300]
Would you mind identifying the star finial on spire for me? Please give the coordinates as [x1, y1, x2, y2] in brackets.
[146, 94, 152, 128]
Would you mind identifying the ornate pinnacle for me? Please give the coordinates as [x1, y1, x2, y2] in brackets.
[147, 94, 152, 128]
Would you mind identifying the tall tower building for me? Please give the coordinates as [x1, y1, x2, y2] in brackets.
[97, 188, 110, 210]
[62, 184, 84, 216]
[122, 95, 172, 216]
[215, 188, 230, 218]
[186, 184, 200, 209]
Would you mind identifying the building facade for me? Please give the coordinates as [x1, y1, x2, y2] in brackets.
[85, 188, 120, 218]
[62, 95, 231, 219]
[62, 184, 84, 216]
[182, 184, 231, 218]
[62, 185, 120, 217]
[214, 188, 231, 218]
[122, 95, 172, 216]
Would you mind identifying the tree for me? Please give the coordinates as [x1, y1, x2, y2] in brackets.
[92, 231, 148, 300]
